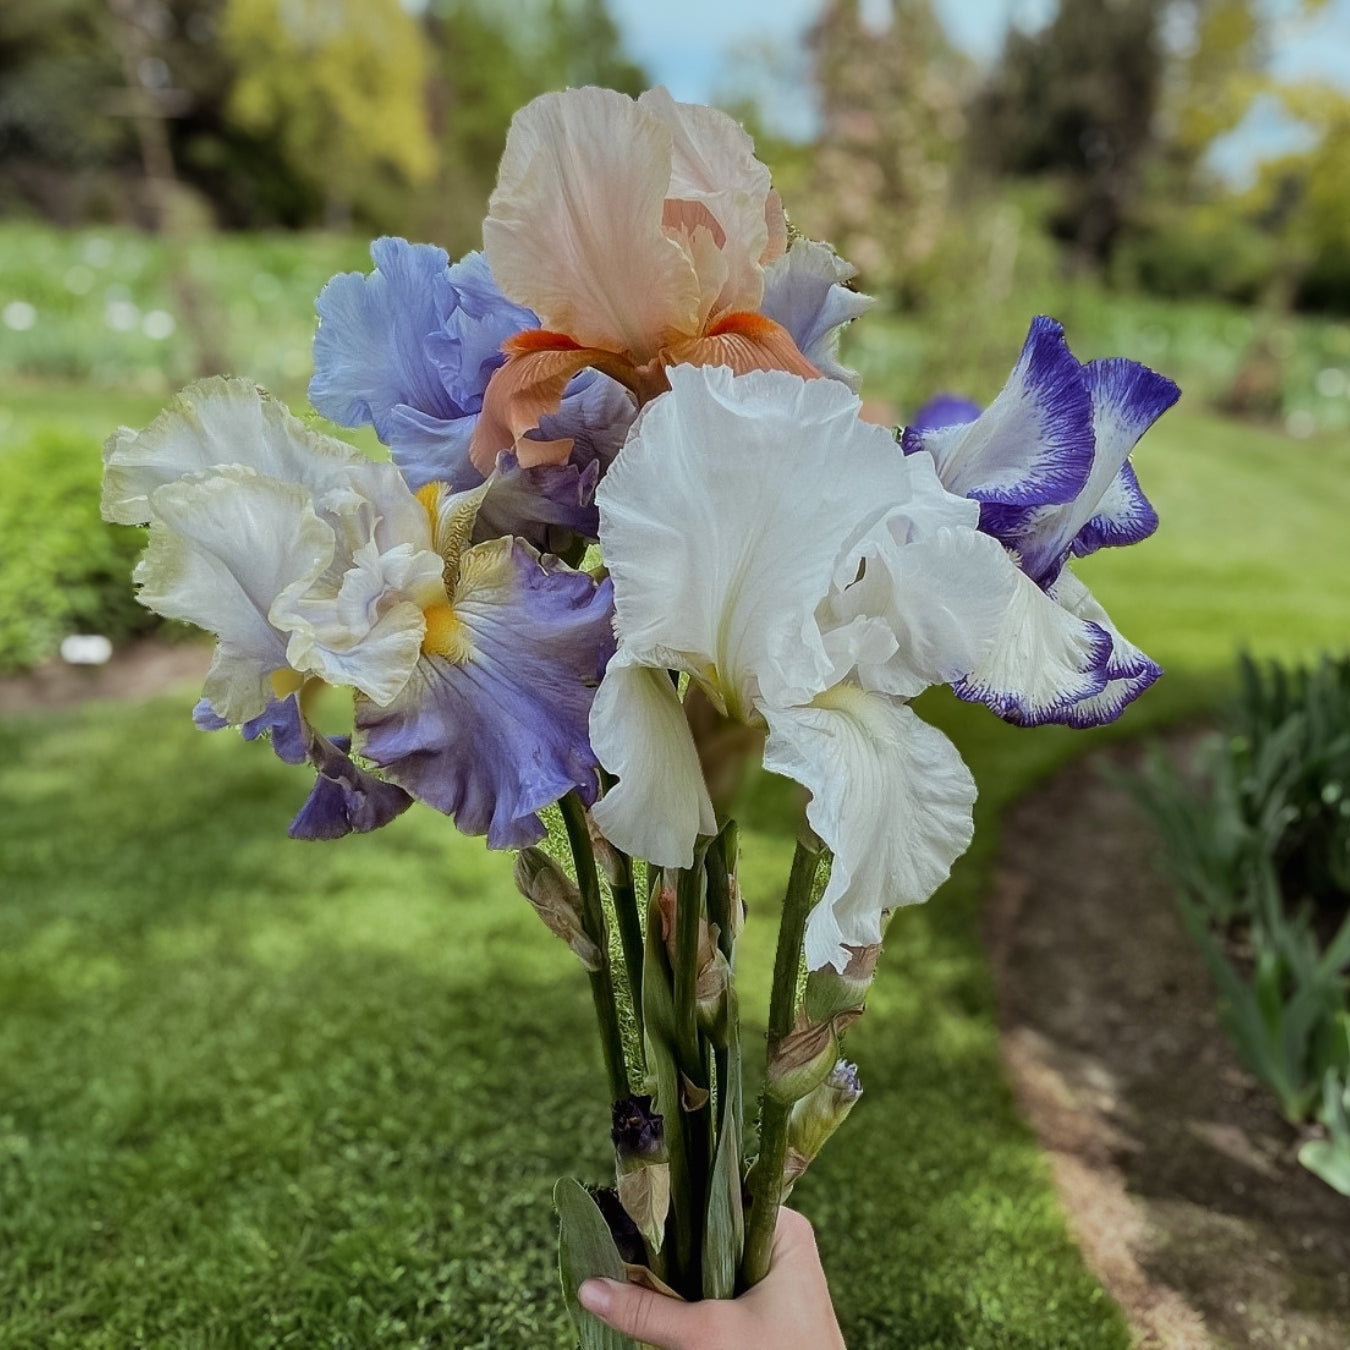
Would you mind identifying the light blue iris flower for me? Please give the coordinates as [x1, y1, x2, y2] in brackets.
[310, 237, 634, 552]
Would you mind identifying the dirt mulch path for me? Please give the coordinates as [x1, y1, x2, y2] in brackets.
[0, 639, 210, 718]
[987, 743, 1350, 1349]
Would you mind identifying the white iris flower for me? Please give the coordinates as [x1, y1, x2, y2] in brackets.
[589, 364, 1102, 970]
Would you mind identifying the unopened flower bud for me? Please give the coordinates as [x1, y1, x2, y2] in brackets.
[785, 1059, 862, 1176]
[611, 1095, 667, 1169]
[514, 847, 602, 971]
[586, 808, 625, 885]
[699, 931, 732, 1028]
[804, 943, 880, 1024]
[611, 1095, 671, 1252]
[765, 1009, 862, 1104]
[592, 1186, 647, 1266]
[657, 886, 730, 1037]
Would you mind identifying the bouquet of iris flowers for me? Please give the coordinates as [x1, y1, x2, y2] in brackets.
[102, 86, 1177, 1343]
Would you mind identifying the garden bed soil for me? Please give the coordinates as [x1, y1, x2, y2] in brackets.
[987, 742, 1350, 1349]
[0, 638, 210, 717]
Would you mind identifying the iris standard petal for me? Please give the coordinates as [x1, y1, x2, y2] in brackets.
[589, 656, 717, 869]
[310, 237, 461, 437]
[272, 537, 443, 707]
[762, 688, 976, 972]
[598, 365, 920, 717]
[1070, 358, 1177, 556]
[311, 242, 543, 492]
[356, 538, 614, 849]
[900, 316, 1094, 508]
[484, 87, 701, 360]
[760, 238, 873, 392]
[994, 356, 1178, 583]
[639, 85, 774, 318]
[427, 249, 539, 412]
[103, 377, 413, 532]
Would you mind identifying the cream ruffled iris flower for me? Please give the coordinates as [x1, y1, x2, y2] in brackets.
[588, 365, 1108, 970]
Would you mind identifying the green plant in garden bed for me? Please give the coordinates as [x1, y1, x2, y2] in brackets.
[1126, 653, 1350, 1194]
[0, 386, 382, 673]
[0, 423, 157, 672]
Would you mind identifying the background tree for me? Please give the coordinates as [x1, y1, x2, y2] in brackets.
[0, 0, 131, 221]
[799, 0, 970, 293]
[219, 0, 437, 230]
[972, 0, 1166, 266]
[424, 0, 646, 254]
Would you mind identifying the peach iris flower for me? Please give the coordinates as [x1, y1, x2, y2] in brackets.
[469, 86, 819, 473]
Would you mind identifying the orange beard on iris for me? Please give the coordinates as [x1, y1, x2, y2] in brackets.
[467, 313, 821, 477]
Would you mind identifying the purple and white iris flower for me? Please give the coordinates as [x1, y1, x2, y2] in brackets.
[902, 316, 1179, 727]
[310, 236, 635, 554]
[588, 364, 1112, 970]
[103, 377, 614, 846]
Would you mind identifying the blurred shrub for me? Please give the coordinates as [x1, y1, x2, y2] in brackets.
[1114, 201, 1278, 306]
[1124, 653, 1350, 1192]
[0, 422, 158, 672]
[0, 222, 370, 396]
[220, 0, 436, 228]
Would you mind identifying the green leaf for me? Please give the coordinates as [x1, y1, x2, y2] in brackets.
[555, 1177, 640, 1350]
[702, 1001, 744, 1301]
[643, 893, 694, 1282]
[1299, 1138, 1350, 1196]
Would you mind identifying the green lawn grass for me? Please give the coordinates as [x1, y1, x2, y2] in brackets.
[3, 357, 1349, 1345]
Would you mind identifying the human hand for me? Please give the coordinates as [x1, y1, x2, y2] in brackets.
[577, 1207, 846, 1349]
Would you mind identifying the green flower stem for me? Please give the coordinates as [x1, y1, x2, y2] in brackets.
[559, 792, 629, 1103]
[611, 850, 646, 1047]
[741, 836, 822, 1288]
[705, 826, 735, 960]
[674, 854, 707, 1068]
[674, 847, 711, 1295]
[705, 827, 740, 1133]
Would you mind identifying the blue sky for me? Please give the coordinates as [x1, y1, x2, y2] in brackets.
[605, 0, 1350, 180]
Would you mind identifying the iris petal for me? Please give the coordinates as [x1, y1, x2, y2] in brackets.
[760, 238, 873, 392]
[901, 316, 1094, 509]
[485, 86, 701, 360]
[357, 539, 614, 849]
[589, 657, 717, 869]
[763, 690, 976, 972]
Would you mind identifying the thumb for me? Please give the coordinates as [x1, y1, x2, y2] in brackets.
[577, 1277, 711, 1349]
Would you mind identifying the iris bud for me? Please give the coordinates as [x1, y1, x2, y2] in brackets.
[783, 1059, 863, 1191]
[611, 1094, 667, 1167]
[592, 1186, 647, 1266]
[764, 1008, 862, 1104]
[803, 942, 880, 1023]
[513, 847, 602, 971]
[657, 883, 731, 1039]
[611, 1095, 671, 1252]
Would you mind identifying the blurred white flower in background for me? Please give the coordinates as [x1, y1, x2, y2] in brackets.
[2, 301, 36, 331]
[60, 635, 114, 666]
